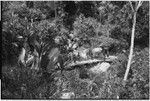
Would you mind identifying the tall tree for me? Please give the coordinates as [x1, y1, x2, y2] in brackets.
[123, 1, 143, 81]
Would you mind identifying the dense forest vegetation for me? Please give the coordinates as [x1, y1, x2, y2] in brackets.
[1, 1, 149, 99]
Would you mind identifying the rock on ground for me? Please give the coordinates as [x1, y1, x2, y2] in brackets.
[60, 92, 75, 99]
[89, 62, 111, 74]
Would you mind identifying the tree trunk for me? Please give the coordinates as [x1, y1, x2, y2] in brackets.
[123, 12, 137, 81]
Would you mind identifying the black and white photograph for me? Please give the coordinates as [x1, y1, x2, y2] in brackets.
[1, 1, 149, 100]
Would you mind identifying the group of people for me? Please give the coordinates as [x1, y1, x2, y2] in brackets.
[69, 45, 110, 63]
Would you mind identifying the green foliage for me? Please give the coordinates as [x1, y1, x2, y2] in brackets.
[2, 1, 149, 99]
[129, 48, 149, 98]
[73, 14, 98, 38]
[2, 65, 42, 98]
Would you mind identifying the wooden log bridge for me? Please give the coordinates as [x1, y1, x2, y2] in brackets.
[65, 58, 115, 69]
[49, 56, 118, 73]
